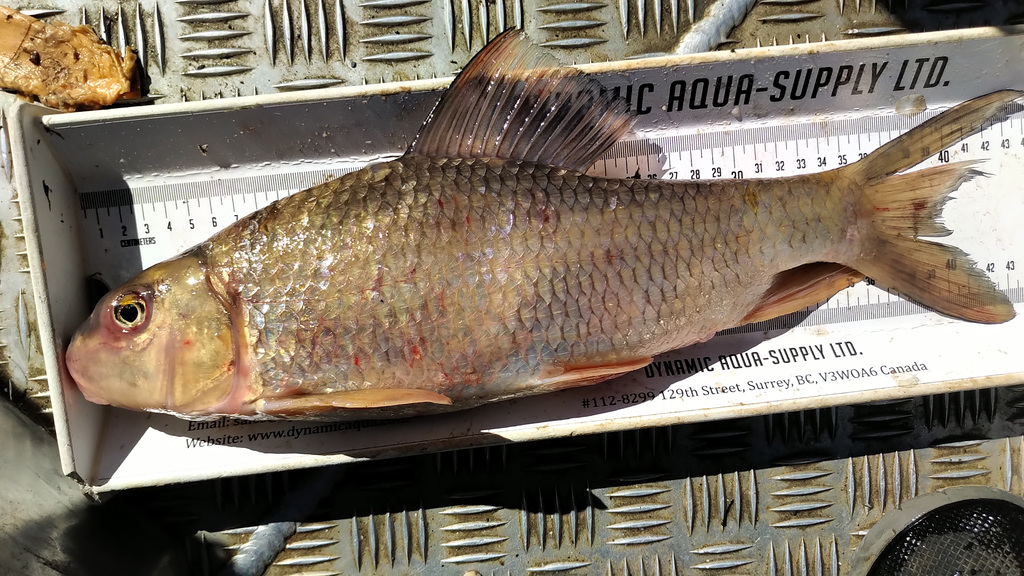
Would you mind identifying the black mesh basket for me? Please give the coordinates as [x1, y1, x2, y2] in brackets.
[869, 498, 1024, 576]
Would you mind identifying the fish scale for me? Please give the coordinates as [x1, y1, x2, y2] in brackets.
[199, 156, 834, 404]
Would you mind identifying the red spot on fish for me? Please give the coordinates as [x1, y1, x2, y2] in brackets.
[606, 250, 617, 264]
[466, 215, 471, 225]
[874, 206, 891, 212]
[353, 356, 360, 368]
[912, 200, 927, 211]
[368, 265, 384, 294]
[183, 339, 192, 347]
[438, 291, 446, 311]
[438, 199, 444, 209]
[409, 344, 423, 367]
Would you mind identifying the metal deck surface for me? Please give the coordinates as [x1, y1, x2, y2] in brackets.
[3, 1, 1024, 574]
[124, 385, 1024, 575]
[0, 0, 1019, 104]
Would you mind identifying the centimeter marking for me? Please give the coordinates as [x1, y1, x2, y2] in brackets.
[79, 108, 1024, 331]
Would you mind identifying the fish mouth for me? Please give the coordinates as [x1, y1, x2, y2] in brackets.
[65, 327, 112, 406]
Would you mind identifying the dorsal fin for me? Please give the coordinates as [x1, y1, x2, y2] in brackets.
[407, 29, 635, 172]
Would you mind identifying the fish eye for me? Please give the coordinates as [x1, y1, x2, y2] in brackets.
[112, 293, 148, 330]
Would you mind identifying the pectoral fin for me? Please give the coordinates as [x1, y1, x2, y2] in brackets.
[534, 357, 653, 392]
[742, 263, 864, 325]
[254, 388, 453, 416]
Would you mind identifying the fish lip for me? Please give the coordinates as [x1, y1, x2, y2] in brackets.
[65, 318, 110, 406]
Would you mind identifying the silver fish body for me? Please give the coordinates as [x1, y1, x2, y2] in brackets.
[199, 156, 846, 408]
[65, 30, 1019, 419]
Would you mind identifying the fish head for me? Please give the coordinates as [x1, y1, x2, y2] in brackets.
[66, 253, 239, 416]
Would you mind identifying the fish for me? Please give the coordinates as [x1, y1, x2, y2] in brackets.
[65, 29, 1020, 420]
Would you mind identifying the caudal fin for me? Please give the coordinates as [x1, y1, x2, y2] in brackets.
[847, 91, 1023, 324]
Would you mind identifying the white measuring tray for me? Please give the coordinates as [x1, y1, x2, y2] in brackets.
[15, 26, 1024, 491]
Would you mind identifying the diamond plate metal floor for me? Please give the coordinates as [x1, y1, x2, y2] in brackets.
[91, 384, 1024, 575]
[0, 0, 1015, 105]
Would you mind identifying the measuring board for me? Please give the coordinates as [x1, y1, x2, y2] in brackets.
[23, 28, 1024, 489]
[76, 105, 1024, 330]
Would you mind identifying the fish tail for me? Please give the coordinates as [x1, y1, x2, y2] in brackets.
[852, 162, 1012, 323]
[846, 91, 1023, 324]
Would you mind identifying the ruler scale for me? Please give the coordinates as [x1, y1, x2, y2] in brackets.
[23, 28, 1024, 490]
[77, 107, 1024, 324]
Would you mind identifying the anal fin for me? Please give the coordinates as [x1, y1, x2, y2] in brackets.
[255, 388, 453, 417]
[534, 357, 653, 392]
[742, 263, 864, 325]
